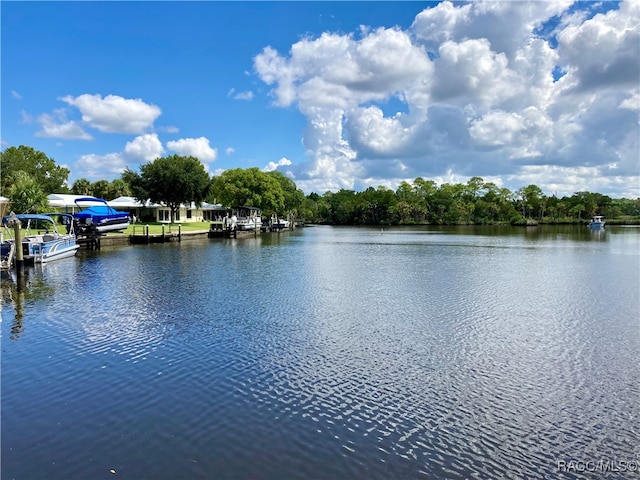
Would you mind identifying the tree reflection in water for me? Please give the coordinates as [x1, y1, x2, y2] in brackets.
[1, 268, 55, 341]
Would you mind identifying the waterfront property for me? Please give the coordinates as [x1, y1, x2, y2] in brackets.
[47, 193, 223, 224]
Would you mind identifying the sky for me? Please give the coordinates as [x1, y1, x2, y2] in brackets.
[1, 1, 639, 198]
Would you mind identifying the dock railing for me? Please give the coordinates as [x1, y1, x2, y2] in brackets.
[130, 224, 182, 244]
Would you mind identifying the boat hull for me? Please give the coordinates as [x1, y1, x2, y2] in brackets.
[73, 197, 131, 234]
[94, 219, 130, 233]
[271, 221, 290, 230]
[236, 221, 262, 231]
[75, 217, 130, 234]
[21, 236, 80, 263]
[588, 216, 605, 230]
[38, 245, 80, 263]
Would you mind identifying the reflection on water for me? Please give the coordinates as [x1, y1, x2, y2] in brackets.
[1, 225, 639, 479]
[1, 265, 63, 340]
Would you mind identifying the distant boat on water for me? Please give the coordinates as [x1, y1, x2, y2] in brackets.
[588, 215, 605, 230]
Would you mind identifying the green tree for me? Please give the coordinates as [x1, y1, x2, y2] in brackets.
[107, 179, 131, 199]
[121, 168, 150, 202]
[359, 185, 396, 224]
[125, 155, 212, 222]
[307, 192, 331, 223]
[5, 171, 49, 213]
[92, 180, 111, 200]
[432, 183, 465, 224]
[1, 145, 70, 195]
[71, 178, 93, 195]
[394, 181, 423, 223]
[299, 194, 320, 223]
[518, 184, 545, 218]
[463, 176, 485, 199]
[413, 178, 438, 222]
[266, 171, 305, 217]
[211, 168, 285, 214]
[324, 189, 359, 224]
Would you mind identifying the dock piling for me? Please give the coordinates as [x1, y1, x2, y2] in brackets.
[5, 213, 24, 275]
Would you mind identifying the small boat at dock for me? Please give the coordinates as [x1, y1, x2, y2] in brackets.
[73, 197, 130, 234]
[270, 215, 290, 230]
[232, 206, 263, 231]
[207, 206, 234, 238]
[2, 213, 79, 264]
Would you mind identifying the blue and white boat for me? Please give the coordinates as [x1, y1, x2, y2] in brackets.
[588, 215, 605, 230]
[73, 197, 130, 234]
[2, 213, 79, 264]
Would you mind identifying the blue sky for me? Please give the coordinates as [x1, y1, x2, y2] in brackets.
[2, 1, 639, 198]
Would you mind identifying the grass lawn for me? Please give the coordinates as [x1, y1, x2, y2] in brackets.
[1, 222, 211, 240]
[115, 222, 210, 235]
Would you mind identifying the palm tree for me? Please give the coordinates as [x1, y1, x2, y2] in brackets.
[71, 178, 92, 195]
[6, 171, 49, 213]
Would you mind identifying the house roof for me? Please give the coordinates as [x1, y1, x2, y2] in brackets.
[109, 196, 152, 208]
[47, 194, 99, 208]
[47, 194, 224, 210]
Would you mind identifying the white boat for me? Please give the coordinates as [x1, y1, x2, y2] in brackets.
[270, 215, 290, 230]
[588, 215, 605, 230]
[208, 207, 234, 238]
[232, 206, 263, 231]
[2, 213, 79, 264]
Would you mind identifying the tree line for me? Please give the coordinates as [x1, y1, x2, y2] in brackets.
[2, 145, 639, 224]
[299, 181, 640, 225]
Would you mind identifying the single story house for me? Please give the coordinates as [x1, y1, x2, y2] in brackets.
[46, 194, 222, 223]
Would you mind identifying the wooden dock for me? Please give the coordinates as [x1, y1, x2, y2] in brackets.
[130, 224, 184, 244]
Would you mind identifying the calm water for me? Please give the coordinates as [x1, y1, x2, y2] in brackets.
[2, 225, 639, 480]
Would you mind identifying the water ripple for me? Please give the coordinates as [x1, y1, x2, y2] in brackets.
[2, 229, 639, 479]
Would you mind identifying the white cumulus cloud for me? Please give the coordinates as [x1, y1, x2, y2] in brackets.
[254, 0, 639, 198]
[36, 110, 92, 140]
[76, 152, 128, 180]
[60, 93, 161, 134]
[228, 88, 254, 101]
[263, 157, 292, 172]
[124, 134, 165, 162]
[167, 136, 217, 162]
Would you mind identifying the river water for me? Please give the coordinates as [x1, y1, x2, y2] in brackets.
[2, 225, 639, 479]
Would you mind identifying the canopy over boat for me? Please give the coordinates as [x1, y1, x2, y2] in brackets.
[73, 197, 130, 233]
[3, 213, 57, 225]
[74, 197, 123, 214]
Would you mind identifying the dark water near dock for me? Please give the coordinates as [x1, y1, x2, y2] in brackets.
[2, 225, 639, 479]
